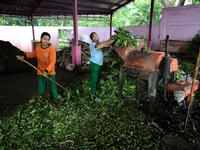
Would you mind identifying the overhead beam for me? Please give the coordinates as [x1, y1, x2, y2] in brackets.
[0, 0, 133, 18]
[22, 0, 120, 7]
[0, 6, 109, 17]
[0, 4, 31, 10]
[111, 0, 135, 13]
[30, 0, 43, 15]
[0, 2, 110, 14]
[81, 0, 120, 6]
[0, 11, 110, 18]
[42, 1, 110, 11]
[0, 12, 30, 17]
[36, 8, 107, 14]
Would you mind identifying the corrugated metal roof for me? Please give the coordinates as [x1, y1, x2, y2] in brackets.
[0, 0, 134, 19]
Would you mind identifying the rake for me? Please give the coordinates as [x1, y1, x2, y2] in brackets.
[19, 58, 68, 92]
[184, 46, 200, 130]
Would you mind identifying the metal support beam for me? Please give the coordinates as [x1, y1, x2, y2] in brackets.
[0, 0, 134, 18]
[31, 15, 36, 51]
[31, 0, 43, 15]
[81, 0, 119, 6]
[42, 1, 110, 11]
[111, 0, 135, 13]
[147, 0, 154, 48]
[110, 13, 113, 37]
[73, 0, 78, 46]
[31, 15, 35, 41]
[72, 0, 81, 66]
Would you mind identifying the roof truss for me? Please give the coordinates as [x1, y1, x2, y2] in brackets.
[0, 0, 134, 19]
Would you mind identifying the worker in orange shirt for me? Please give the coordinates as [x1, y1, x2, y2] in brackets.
[16, 32, 61, 99]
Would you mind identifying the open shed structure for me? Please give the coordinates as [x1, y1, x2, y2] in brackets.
[0, 0, 155, 66]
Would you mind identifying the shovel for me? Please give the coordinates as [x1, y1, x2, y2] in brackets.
[18, 58, 68, 92]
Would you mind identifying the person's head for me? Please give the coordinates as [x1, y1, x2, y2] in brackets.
[40, 32, 51, 47]
[90, 32, 99, 42]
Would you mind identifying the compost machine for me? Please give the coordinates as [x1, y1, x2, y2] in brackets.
[113, 35, 199, 113]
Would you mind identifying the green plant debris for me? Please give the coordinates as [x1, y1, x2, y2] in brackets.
[113, 27, 145, 49]
[0, 66, 162, 150]
[113, 27, 139, 48]
[2, 38, 200, 149]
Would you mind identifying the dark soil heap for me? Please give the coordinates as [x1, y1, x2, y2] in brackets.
[0, 40, 36, 75]
[185, 31, 200, 63]
[173, 32, 200, 62]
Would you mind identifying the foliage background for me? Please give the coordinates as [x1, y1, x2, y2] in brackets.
[1, 0, 200, 27]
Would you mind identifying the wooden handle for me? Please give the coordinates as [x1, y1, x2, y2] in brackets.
[184, 46, 200, 129]
[20, 59, 68, 91]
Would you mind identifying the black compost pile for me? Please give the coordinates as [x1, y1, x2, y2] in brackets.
[174, 31, 200, 63]
[0, 40, 36, 75]
[172, 31, 200, 76]
[185, 31, 200, 63]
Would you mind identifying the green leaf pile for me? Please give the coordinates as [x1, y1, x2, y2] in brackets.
[113, 27, 139, 48]
[0, 65, 164, 150]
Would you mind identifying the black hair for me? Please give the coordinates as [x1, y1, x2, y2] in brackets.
[41, 32, 51, 39]
[90, 32, 96, 40]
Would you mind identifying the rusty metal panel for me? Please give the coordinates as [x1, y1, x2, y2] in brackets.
[123, 51, 166, 72]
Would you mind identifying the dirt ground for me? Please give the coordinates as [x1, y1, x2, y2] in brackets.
[0, 66, 77, 118]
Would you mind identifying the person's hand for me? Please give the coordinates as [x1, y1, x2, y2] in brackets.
[109, 34, 116, 40]
[106, 35, 116, 43]
[95, 43, 99, 48]
[106, 38, 114, 45]
[43, 70, 48, 77]
[16, 55, 25, 60]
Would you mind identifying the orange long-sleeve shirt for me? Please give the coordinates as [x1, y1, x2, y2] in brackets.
[26, 44, 56, 75]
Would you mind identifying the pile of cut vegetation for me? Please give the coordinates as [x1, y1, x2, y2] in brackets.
[0, 66, 163, 150]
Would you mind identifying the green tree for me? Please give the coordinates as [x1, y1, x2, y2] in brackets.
[0, 17, 30, 26]
[78, 17, 110, 27]
[111, 0, 164, 26]
[33, 19, 73, 26]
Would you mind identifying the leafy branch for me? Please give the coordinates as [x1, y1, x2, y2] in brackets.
[112, 27, 139, 48]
